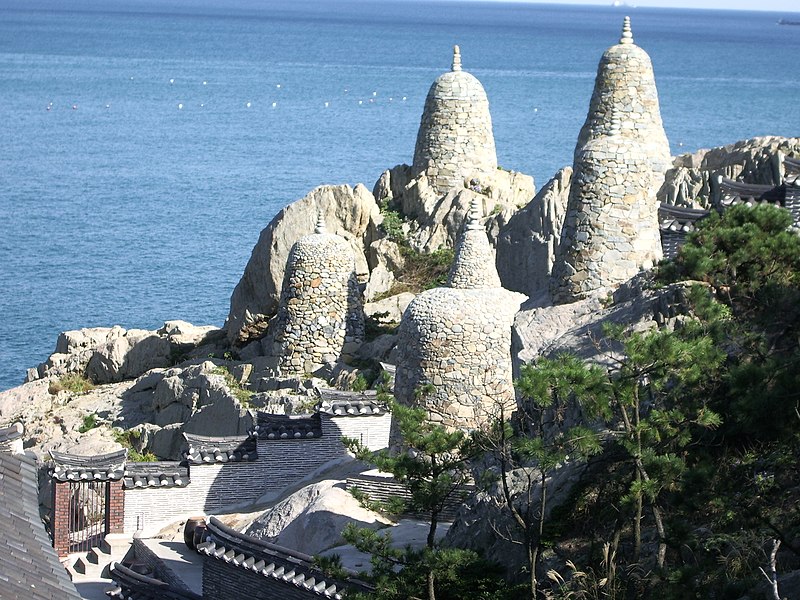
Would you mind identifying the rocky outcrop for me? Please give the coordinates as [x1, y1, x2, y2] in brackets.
[244, 479, 390, 556]
[444, 463, 584, 578]
[375, 165, 534, 254]
[28, 321, 220, 384]
[226, 184, 380, 344]
[658, 136, 800, 207]
[496, 167, 571, 299]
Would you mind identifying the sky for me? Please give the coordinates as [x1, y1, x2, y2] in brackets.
[486, 0, 799, 11]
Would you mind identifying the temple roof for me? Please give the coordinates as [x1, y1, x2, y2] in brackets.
[123, 461, 191, 489]
[658, 203, 710, 233]
[49, 448, 127, 482]
[197, 517, 370, 599]
[317, 388, 386, 416]
[183, 433, 258, 464]
[0, 452, 81, 599]
[107, 562, 203, 600]
[256, 413, 323, 440]
[0, 421, 24, 453]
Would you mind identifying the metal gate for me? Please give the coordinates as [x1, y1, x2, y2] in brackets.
[67, 480, 109, 554]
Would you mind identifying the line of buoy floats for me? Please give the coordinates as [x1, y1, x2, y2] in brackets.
[46, 78, 411, 112]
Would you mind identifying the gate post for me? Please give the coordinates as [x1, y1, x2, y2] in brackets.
[107, 480, 125, 534]
[52, 481, 71, 558]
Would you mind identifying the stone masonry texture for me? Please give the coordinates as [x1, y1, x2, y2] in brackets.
[552, 17, 664, 302]
[413, 46, 498, 195]
[272, 218, 364, 375]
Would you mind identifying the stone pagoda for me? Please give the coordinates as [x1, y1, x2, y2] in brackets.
[574, 17, 671, 179]
[394, 199, 525, 430]
[551, 17, 665, 302]
[412, 45, 498, 195]
[272, 212, 364, 375]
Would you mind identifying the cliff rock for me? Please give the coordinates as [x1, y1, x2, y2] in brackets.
[225, 184, 380, 345]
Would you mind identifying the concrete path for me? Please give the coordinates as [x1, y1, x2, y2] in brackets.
[140, 539, 203, 596]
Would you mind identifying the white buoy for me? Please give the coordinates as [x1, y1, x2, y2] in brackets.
[105, 104, 110, 109]
[177, 103, 183, 109]
[203, 81, 207, 85]
[169, 78, 174, 84]
[324, 101, 329, 107]
[276, 84, 281, 89]
[272, 102, 277, 108]
[372, 91, 377, 96]
[534, 108, 538, 112]
[72, 104, 78, 110]
[358, 100, 363, 105]
[402, 96, 407, 101]
[200, 103, 204, 107]
[246, 101, 251, 108]
[389, 97, 393, 102]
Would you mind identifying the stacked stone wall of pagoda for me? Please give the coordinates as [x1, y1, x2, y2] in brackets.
[272, 227, 364, 376]
[412, 46, 497, 194]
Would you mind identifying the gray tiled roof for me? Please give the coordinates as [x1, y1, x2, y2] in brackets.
[317, 389, 387, 417]
[106, 561, 203, 600]
[183, 433, 258, 464]
[256, 413, 322, 440]
[0, 451, 82, 599]
[197, 517, 370, 599]
[49, 448, 127, 482]
[658, 204, 710, 260]
[123, 462, 190, 489]
[0, 422, 24, 453]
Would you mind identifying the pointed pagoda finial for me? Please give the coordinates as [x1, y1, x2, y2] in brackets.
[619, 16, 633, 45]
[466, 197, 483, 230]
[451, 45, 462, 72]
[314, 209, 327, 234]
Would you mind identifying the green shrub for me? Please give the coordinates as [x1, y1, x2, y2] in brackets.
[48, 373, 95, 395]
[78, 413, 99, 433]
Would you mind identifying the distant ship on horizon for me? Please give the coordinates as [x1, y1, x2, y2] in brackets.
[777, 18, 800, 26]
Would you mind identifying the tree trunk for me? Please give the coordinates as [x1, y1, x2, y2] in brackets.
[427, 570, 436, 600]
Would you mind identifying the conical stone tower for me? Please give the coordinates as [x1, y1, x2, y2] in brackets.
[447, 198, 502, 289]
[575, 17, 671, 178]
[552, 113, 662, 302]
[272, 212, 364, 375]
[413, 46, 498, 195]
[394, 200, 524, 430]
[551, 17, 667, 303]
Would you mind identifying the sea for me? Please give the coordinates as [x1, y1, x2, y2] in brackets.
[1, 0, 798, 392]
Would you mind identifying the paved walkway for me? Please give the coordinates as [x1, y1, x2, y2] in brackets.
[140, 539, 203, 596]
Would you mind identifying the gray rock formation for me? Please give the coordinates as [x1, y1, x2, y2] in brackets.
[28, 321, 220, 384]
[413, 46, 498, 195]
[270, 213, 365, 375]
[658, 136, 800, 208]
[244, 479, 389, 556]
[496, 167, 572, 299]
[226, 184, 379, 344]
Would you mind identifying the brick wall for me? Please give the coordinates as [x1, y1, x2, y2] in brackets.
[107, 480, 125, 534]
[52, 481, 71, 558]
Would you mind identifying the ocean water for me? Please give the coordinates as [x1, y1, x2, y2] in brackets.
[1, 0, 798, 391]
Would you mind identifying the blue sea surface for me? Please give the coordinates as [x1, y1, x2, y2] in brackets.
[1, 0, 798, 391]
